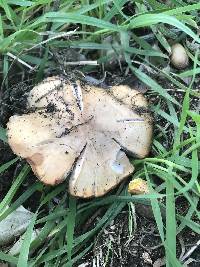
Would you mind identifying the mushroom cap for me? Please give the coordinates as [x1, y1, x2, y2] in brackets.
[171, 43, 189, 70]
[128, 178, 149, 195]
[7, 77, 153, 198]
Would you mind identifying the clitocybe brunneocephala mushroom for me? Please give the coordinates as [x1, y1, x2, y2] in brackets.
[7, 77, 152, 198]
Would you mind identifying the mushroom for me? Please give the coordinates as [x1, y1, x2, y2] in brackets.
[128, 178, 149, 195]
[7, 77, 153, 198]
[171, 43, 189, 69]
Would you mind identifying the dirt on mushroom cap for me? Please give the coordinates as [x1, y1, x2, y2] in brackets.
[7, 76, 153, 198]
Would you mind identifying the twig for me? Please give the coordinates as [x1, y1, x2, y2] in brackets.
[25, 30, 78, 52]
[178, 236, 186, 260]
[64, 61, 98, 66]
[6, 52, 34, 70]
[181, 239, 200, 262]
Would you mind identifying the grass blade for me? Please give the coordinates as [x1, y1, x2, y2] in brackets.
[17, 211, 38, 267]
[165, 169, 177, 266]
[66, 196, 76, 266]
[0, 165, 30, 215]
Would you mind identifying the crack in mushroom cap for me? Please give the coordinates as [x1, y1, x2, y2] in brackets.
[7, 76, 153, 198]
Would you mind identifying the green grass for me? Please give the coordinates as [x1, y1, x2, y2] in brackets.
[0, 0, 200, 266]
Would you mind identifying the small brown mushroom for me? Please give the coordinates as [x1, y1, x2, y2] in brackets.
[128, 178, 149, 195]
[171, 43, 189, 69]
[7, 77, 153, 198]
